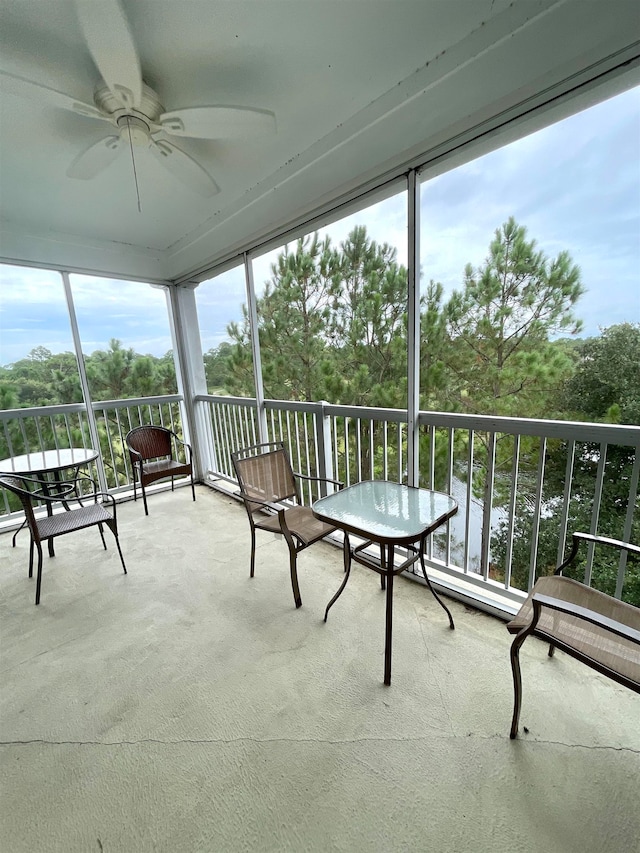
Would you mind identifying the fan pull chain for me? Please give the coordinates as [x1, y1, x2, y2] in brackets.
[125, 116, 142, 213]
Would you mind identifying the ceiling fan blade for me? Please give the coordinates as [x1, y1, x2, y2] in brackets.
[149, 140, 219, 197]
[67, 136, 122, 179]
[0, 70, 108, 120]
[159, 106, 276, 140]
[75, 0, 142, 109]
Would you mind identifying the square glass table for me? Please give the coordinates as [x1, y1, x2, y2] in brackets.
[313, 480, 458, 685]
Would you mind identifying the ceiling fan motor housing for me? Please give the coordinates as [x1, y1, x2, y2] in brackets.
[94, 81, 164, 141]
[117, 114, 151, 146]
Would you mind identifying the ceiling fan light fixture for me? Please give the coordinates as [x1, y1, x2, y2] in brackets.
[117, 114, 150, 146]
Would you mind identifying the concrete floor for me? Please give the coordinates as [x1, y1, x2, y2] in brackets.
[1, 486, 638, 853]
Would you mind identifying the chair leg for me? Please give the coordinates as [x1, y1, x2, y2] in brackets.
[171, 476, 175, 492]
[106, 520, 127, 573]
[141, 482, 149, 516]
[29, 539, 34, 578]
[12, 518, 27, 548]
[548, 643, 556, 658]
[249, 527, 256, 578]
[289, 549, 302, 609]
[509, 633, 526, 739]
[190, 470, 196, 502]
[98, 522, 107, 550]
[35, 543, 43, 605]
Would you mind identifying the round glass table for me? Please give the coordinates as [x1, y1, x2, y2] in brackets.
[0, 447, 99, 555]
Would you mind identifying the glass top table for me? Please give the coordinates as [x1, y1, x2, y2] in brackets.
[0, 448, 98, 475]
[313, 480, 458, 685]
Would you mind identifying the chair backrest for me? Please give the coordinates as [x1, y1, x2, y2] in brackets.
[126, 426, 172, 461]
[232, 442, 299, 510]
[0, 474, 39, 537]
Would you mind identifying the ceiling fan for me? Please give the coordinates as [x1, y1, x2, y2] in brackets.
[0, 0, 276, 198]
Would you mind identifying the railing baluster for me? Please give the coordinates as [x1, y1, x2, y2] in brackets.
[585, 442, 608, 587]
[480, 432, 497, 582]
[463, 429, 474, 574]
[504, 434, 520, 589]
[345, 417, 351, 487]
[445, 427, 454, 566]
[617, 449, 640, 599]
[369, 419, 374, 481]
[303, 413, 312, 502]
[383, 421, 388, 480]
[528, 437, 547, 591]
[556, 440, 576, 568]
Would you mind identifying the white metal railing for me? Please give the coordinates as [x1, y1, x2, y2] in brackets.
[3, 393, 638, 611]
[0, 395, 187, 518]
[195, 394, 640, 608]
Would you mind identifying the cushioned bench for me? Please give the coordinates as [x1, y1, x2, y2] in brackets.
[506, 532, 640, 738]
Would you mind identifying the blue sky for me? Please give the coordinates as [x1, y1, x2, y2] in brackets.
[1, 85, 639, 365]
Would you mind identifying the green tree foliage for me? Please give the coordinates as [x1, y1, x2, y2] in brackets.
[0, 339, 177, 407]
[444, 217, 583, 417]
[227, 226, 409, 408]
[492, 324, 640, 605]
[563, 323, 640, 425]
[203, 342, 235, 393]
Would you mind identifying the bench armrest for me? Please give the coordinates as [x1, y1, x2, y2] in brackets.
[556, 531, 640, 575]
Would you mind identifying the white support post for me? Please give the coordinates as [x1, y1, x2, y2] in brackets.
[407, 170, 421, 487]
[315, 402, 335, 495]
[61, 271, 108, 493]
[164, 282, 214, 478]
[244, 252, 268, 443]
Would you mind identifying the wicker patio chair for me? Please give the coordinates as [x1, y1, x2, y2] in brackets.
[231, 441, 343, 608]
[507, 532, 640, 738]
[126, 425, 195, 515]
[0, 473, 127, 605]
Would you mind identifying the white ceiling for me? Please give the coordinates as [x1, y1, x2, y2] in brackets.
[0, 0, 639, 283]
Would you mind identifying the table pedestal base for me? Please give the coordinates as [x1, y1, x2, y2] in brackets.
[325, 537, 455, 685]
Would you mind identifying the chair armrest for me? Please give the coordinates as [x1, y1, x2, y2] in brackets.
[169, 430, 192, 452]
[532, 592, 640, 645]
[555, 531, 640, 575]
[20, 475, 96, 503]
[294, 472, 344, 489]
[128, 447, 143, 463]
[235, 490, 286, 516]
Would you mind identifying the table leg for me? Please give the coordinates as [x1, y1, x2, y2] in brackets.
[324, 532, 352, 622]
[419, 542, 455, 630]
[383, 543, 394, 686]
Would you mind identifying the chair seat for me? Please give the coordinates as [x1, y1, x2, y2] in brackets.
[139, 458, 191, 483]
[508, 575, 640, 688]
[36, 502, 113, 539]
[255, 505, 336, 546]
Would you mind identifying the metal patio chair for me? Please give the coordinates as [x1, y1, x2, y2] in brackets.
[0, 473, 127, 605]
[231, 441, 343, 608]
[507, 532, 640, 738]
[126, 425, 195, 515]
